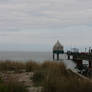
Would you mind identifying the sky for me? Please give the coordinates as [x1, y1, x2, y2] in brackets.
[0, 0, 92, 51]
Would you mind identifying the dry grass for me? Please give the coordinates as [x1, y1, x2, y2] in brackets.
[0, 61, 92, 92]
[0, 77, 28, 92]
[32, 61, 92, 92]
[0, 60, 25, 72]
[0, 60, 40, 72]
[26, 61, 40, 72]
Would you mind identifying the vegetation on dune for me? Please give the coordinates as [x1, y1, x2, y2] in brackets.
[32, 61, 92, 92]
[26, 61, 40, 72]
[0, 61, 92, 92]
[0, 61, 26, 72]
[0, 77, 28, 92]
[0, 60, 40, 72]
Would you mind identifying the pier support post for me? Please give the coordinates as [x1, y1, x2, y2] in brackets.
[68, 55, 70, 60]
[53, 54, 55, 60]
[89, 60, 92, 68]
[77, 60, 82, 66]
[57, 53, 59, 61]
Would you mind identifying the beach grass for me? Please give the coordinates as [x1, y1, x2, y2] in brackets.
[0, 77, 28, 92]
[0, 60, 26, 72]
[0, 61, 92, 92]
[32, 61, 92, 92]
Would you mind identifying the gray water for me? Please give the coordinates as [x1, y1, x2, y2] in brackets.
[0, 51, 76, 70]
[0, 52, 52, 62]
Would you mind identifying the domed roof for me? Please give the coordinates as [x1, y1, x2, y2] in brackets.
[53, 40, 63, 51]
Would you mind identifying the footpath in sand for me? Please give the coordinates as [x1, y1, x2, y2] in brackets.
[0, 72, 42, 92]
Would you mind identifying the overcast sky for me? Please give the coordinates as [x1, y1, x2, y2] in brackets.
[0, 0, 92, 51]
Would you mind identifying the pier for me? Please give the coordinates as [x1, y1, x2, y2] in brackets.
[66, 50, 92, 77]
[53, 41, 92, 77]
[67, 52, 92, 68]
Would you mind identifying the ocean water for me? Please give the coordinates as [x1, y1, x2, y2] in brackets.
[0, 52, 53, 62]
[0, 51, 76, 70]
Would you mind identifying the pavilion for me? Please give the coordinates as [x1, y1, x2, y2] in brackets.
[53, 40, 64, 60]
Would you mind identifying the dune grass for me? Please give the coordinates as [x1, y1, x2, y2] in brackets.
[26, 61, 40, 72]
[0, 61, 92, 92]
[32, 61, 92, 92]
[0, 60, 41, 72]
[0, 77, 28, 92]
[0, 60, 26, 72]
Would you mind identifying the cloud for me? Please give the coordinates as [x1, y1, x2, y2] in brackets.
[0, 0, 92, 51]
[0, 0, 92, 30]
[0, 25, 92, 45]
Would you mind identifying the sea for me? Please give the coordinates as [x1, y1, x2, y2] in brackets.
[0, 51, 52, 62]
[0, 51, 76, 70]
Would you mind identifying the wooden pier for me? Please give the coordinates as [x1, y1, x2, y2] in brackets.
[67, 51, 92, 77]
[52, 41, 92, 77]
[67, 52, 92, 67]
